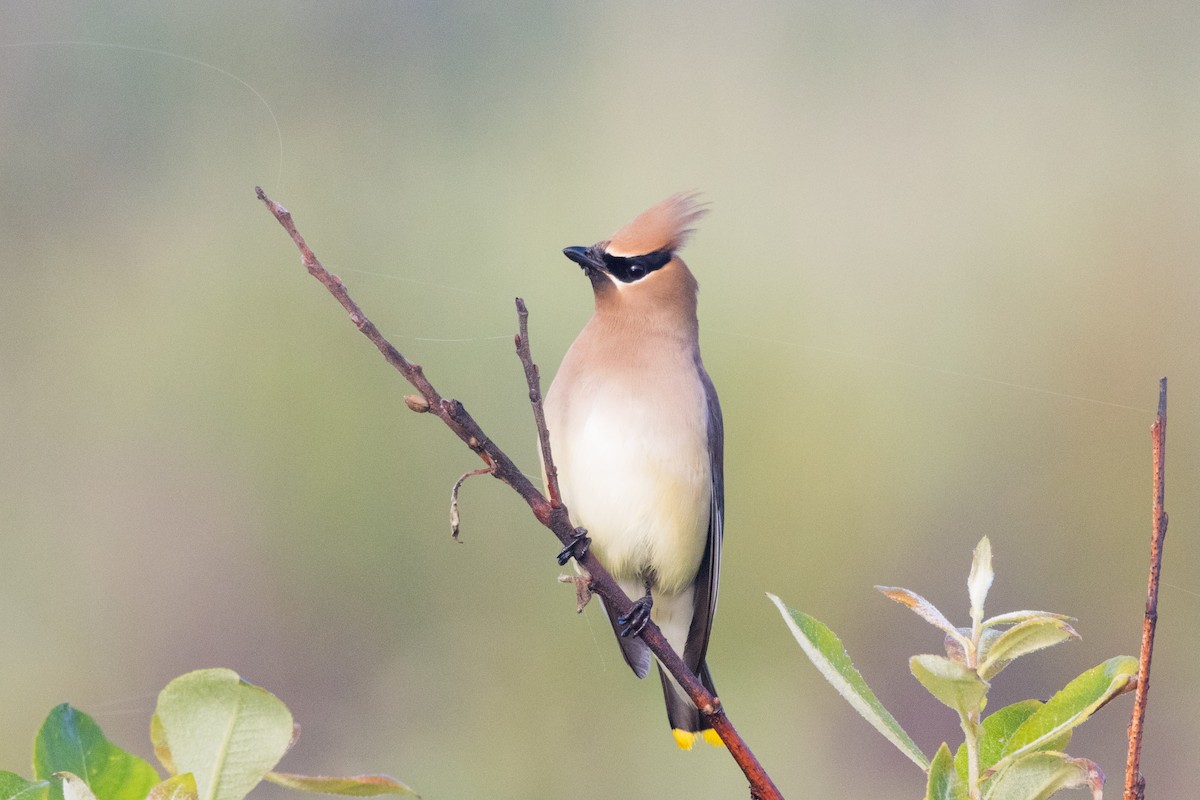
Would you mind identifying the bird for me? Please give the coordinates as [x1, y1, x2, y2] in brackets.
[543, 193, 724, 750]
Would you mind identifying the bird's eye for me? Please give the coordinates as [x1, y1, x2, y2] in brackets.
[601, 249, 673, 283]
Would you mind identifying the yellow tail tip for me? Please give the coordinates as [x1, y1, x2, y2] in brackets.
[672, 728, 725, 749]
[672, 729, 697, 750]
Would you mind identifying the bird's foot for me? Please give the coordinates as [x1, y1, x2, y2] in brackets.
[617, 592, 653, 637]
[556, 528, 591, 565]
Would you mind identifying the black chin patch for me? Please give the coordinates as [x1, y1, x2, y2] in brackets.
[601, 248, 673, 283]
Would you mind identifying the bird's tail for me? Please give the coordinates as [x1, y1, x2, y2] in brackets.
[658, 661, 724, 750]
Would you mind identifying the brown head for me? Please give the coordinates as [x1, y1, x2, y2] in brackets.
[562, 193, 708, 335]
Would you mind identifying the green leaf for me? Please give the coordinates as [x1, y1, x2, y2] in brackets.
[953, 700, 1072, 785]
[265, 772, 418, 797]
[995, 656, 1137, 770]
[981, 611, 1072, 629]
[145, 775, 198, 800]
[978, 618, 1080, 680]
[955, 700, 1038, 783]
[925, 744, 968, 800]
[968, 537, 994, 624]
[984, 752, 1103, 800]
[33, 705, 159, 800]
[768, 594, 928, 770]
[910, 655, 988, 718]
[148, 716, 175, 776]
[876, 587, 968, 648]
[154, 669, 294, 800]
[0, 772, 50, 800]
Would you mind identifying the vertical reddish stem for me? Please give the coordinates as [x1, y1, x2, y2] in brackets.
[1124, 378, 1167, 800]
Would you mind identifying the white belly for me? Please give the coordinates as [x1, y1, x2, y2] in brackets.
[546, 371, 711, 596]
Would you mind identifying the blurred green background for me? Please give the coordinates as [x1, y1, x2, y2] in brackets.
[3, 3, 1198, 798]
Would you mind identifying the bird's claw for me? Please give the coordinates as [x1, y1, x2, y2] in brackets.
[617, 594, 653, 637]
[556, 528, 591, 565]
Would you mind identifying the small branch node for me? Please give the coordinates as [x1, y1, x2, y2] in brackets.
[404, 395, 430, 413]
[558, 573, 594, 612]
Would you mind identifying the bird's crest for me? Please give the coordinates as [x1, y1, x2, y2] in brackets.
[605, 192, 707, 257]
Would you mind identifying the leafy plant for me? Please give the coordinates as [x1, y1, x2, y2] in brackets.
[771, 537, 1136, 800]
[1, 669, 415, 800]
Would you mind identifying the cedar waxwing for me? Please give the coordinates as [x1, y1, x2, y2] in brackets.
[544, 193, 724, 750]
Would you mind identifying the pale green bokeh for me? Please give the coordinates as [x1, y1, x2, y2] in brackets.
[2, 3, 1198, 798]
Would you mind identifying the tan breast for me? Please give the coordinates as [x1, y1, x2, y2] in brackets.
[544, 314, 712, 595]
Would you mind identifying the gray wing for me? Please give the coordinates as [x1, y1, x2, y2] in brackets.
[683, 363, 723, 674]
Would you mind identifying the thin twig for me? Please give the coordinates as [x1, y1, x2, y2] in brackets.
[1124, 377, 1168, 800]
[451, 463, 496, 542]
[514, 298, 562, 508]
[255, 187, 784, 800]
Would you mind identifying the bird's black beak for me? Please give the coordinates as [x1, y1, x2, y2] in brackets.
[562, 245, 605, 272]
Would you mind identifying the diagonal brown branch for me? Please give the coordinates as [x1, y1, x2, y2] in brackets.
[1124, 377, 1168, 800]
[255, 187, 784, 800]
